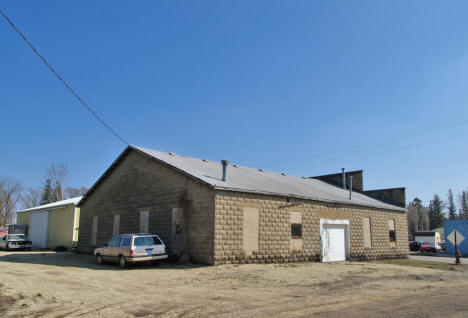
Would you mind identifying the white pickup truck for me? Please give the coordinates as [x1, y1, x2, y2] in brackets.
[0, 234, 32, 250]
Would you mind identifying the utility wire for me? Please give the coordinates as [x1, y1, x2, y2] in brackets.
[290, 131, 468, 171]
[0, 9, 130, 146]
[276, 115, 468, 166]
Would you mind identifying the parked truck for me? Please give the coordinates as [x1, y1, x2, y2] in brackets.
[8, 224, 28, 235]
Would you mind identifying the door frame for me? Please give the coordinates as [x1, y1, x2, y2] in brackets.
[320, 218, 350, 262]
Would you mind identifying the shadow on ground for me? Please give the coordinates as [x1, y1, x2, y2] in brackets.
[0, 251, 206, 271]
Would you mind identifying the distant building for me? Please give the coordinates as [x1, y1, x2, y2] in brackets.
[444, 220, 468, 256]
[414, 231, 441, 246]
[431, 227, 445, 240]
[77, 146, 408, 264]
[16, 197, 81, 249]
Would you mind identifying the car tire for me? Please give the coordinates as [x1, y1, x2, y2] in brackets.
[119, 255, 127, 268]
[96, 254, 103, 265]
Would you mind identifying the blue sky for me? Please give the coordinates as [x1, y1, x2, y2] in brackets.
[1, 1, 468, 208]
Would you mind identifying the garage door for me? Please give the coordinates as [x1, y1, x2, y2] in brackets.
[29, 211, 49, 248]
[322, 224, 347, 262]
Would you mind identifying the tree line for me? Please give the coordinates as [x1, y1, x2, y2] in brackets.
[0, 163, 88, 228]
[407, 188, 468, 238]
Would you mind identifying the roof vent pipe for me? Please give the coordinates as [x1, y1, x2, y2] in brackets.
[349, 176, 353, 200]
[221, 160, 229, 182]
[342, 168, 346, 189]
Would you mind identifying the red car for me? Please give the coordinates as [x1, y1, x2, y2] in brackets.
[420, 242, 442, 253]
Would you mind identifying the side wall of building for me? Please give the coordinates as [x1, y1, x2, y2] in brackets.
[16, 212, 31, 228]
[78, 150, 215, 264]
[213, 190, 408, 264]
[48, 205, 75, 248]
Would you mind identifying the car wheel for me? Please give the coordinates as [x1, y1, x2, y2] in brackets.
[96, 254, 103, 265]
[119, 255, 127, 268]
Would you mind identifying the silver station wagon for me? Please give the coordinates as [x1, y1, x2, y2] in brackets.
[94, 233, 168, 268]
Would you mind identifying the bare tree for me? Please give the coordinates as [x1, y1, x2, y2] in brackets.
[0, 177, 23, 227]
[45, 163, 70, 202]
[21, 187, 41, 209]
[65, 186, 89, 199]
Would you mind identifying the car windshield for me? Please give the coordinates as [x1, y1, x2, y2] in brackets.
[8, 234, 25, 240]
[133, 236, 162, 246]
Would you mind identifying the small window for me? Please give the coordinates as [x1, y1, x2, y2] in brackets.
[291, 224, 302, 239]
[121, 237, 131, 247]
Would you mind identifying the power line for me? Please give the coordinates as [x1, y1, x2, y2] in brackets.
[0, 9, 130, 146]
[288, 131, 468, 172]
[276, 115, 468, 166]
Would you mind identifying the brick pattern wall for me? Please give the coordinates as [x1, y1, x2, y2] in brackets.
[78, 149, 215, 264]
[213, 190, 408, 264]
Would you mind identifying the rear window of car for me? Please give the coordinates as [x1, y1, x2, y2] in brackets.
[133, 236, 163, 246]
[121, 238, 131, 247]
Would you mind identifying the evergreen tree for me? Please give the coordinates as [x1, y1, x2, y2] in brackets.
[428, 194, 445, 229]
[458, 190, 468, 220]
[447, 189, 457, 220]
[40, 179, 53, 205]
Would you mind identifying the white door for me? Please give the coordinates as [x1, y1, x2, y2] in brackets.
[29, 211, 49, 248]
[322, 224, 347, 262]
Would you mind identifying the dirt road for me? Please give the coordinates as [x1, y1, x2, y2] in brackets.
[0, 251, 467, 317]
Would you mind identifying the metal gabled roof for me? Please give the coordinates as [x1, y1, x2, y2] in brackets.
[130, 146, 405, 212]
[17, 196, 82, 213]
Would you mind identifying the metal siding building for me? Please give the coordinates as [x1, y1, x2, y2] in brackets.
[444, 220, 468, 256]
[16, 197, 82, 249]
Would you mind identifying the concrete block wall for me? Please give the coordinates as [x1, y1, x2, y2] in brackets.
[78, 149, 215, 264]
[213, 190, 408, 264]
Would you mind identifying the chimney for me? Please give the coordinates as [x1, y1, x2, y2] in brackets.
[349, 176, 353, 200]
[341, 168, 346, 189]
[221, 160, 229, 182]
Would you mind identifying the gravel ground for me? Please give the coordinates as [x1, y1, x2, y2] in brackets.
[0, 251, 468, 317]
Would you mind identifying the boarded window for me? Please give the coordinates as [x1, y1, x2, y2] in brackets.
[362, 217, 372, 248]
[140, 211, 149, 233]
[243, 207, 259, 255]
[91, 216, 98, 245]
[388, 219, 396, 247]
[113, 214, 120, 237]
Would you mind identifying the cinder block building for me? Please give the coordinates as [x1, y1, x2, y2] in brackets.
[77, 146, 408, 264]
